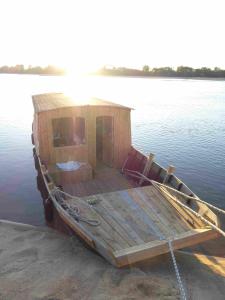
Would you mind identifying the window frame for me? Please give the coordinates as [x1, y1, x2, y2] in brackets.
[52, 116, 86, 148]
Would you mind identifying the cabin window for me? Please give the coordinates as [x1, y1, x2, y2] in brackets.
[52, 118, 74, 147]
[52, 117, 85, 147]
[74, 117, 86, 145]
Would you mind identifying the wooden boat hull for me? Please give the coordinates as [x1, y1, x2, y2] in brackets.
[36, 151, 220, 267]
[31, 93, 220, 267]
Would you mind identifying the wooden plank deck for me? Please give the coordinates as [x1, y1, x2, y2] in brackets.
[63, 164, 134, 197]
[59, 166, 218, 266]
[63, 182, 205, 256]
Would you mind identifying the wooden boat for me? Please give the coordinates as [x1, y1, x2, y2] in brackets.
[32, 93, 220, 267]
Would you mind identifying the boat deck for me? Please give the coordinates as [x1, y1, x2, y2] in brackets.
[61, 182, 219, 267]
[63, 164, 134, 197]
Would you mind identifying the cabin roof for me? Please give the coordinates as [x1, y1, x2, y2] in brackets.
[32, 93, 132, 113]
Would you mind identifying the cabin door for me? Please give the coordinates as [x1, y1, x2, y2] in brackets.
[96, 116, 114, 167]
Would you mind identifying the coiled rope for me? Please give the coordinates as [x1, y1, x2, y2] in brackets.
[47, 187, 101, 226]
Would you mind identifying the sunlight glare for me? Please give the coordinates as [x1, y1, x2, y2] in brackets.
[63, 74, 97, 103]
[0, 1, 225, 69]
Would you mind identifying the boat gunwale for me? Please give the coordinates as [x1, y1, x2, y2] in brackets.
[124, 146, 219, 227]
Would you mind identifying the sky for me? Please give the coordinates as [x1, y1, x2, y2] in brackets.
[0, 0, 225, 73]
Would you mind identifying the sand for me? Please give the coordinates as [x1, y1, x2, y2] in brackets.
[0, 220, 224, 300]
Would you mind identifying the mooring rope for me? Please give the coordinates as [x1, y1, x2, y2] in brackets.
[151, 181, 225, 238]
[123, 169, 225, 237]
[46, 187, 101, 226]
[123, 168, 225, 216]
[151, 180, 225, 216]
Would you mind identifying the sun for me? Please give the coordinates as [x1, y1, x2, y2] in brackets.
[62, 61, 100, 78]
[62, 69, 97, 102]
[60, 58, 103, 101]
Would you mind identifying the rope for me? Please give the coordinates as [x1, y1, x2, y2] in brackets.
[151, 181, 225, 238]
[123, 169, 225, 237]
[51, 187, 80, 201]
[121, 155, 129, 173]
[123, 168, 157, 184]
[47, 187, 101, 226]
[123, 168, 225, 216]
[151, 180, 225, 215]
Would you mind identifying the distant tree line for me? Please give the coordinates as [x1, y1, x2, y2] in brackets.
[94, 66, 225, 78]
[0, 64, 65, 75]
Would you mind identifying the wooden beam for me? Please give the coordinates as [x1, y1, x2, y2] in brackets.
[113, 228, 219, 267]
[163, 165, 176, 183]
[139, 153, 155, 185]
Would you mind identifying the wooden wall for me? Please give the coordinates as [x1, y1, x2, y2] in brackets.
[35, 106, 131, 169]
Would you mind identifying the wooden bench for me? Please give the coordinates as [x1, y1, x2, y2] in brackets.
[47, 162, 92, 185]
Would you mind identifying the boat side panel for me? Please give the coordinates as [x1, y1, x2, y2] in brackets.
[125, 147, 219, 227]
[33, 113, 40, 155]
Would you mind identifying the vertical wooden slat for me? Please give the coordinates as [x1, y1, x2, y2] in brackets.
[139, 153, 155, 185]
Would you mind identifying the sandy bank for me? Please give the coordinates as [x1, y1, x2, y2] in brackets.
[0, 220, 224, 300]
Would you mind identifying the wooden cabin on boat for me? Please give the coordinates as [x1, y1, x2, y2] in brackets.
[33, 93, 131, 186]
[32, 93, 220, 267]
[33, 93, 131, 180]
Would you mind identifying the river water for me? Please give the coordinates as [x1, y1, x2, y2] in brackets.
[0, 74, 224, 225]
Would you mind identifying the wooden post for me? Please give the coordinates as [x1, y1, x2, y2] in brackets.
[139, 153, 155, 186]
[163, 165, 175, 183]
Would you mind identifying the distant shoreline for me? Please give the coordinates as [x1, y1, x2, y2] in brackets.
[0, 72, 225, 81]
[1, 64, 225, 80]
[91, 74, 225, 81]
[0, 73, 64, 76]
[91, 66, 225, 80]
[0, 65, 65, 76]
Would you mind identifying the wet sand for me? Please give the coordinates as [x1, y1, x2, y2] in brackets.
[0, 220, 224, 300]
